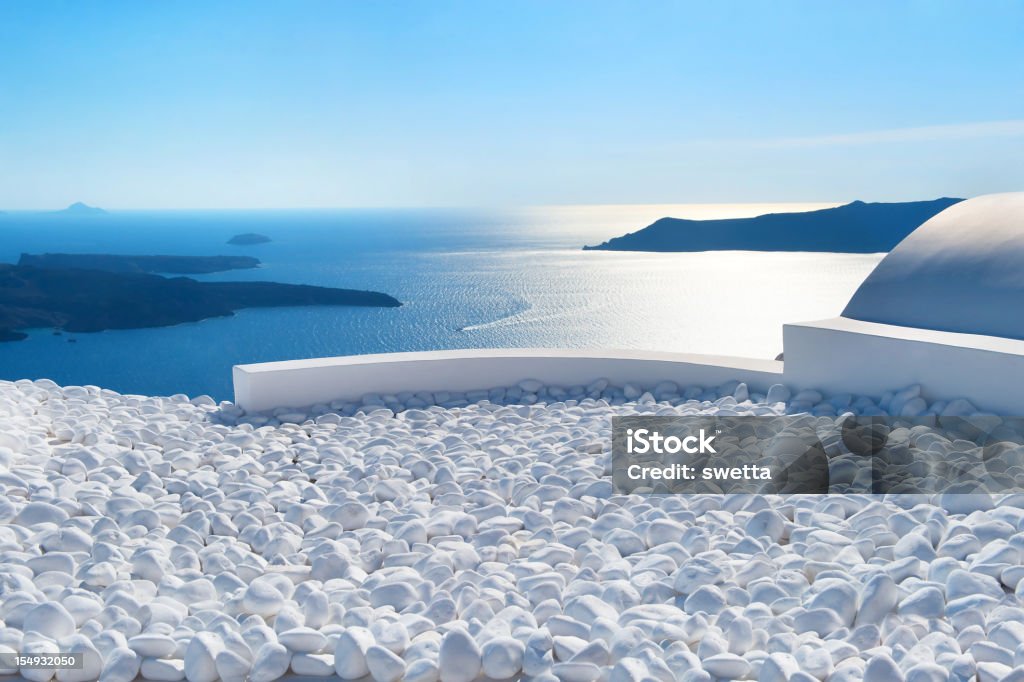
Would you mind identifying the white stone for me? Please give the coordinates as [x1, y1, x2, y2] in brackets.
[898, 586, 946, 618]
[334, 627, 375, 679]
[683, 586, 726, 614]
[56, 636, 102, 682]
[946, 568, 1003, 601]
[214, 649, 252, 682]
[184, 631, 223, 682]
[481, 637, 526, 679]
[248, 643, 290, 682]
[608, 658, 648, 682]
[760, 653, 800, 682]
[405, 658, 440, 682]
[128, 634, 178, 658]
[23, 602, 77, 638]
[439, 629, 482, 682]
[864, 654, 904, 682]
[278, 627, 327, 653]
[371, 620, 410, 654]
[701, 653, 750, 679]
[15, 502, 70, 526]
[366, 645, 407, 682]
[242, 579, 286, 617]
[370, 583, 419, 611]
[746, 509, 786, 542]
[99, 647, 141, 682]
[855, 574, 898, 627]
[553, 636, 588, 661]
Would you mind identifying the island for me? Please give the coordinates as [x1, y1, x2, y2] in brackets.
[55, 202, 107, 215]
[19, 253, 261, 275]
[0, 264, 401, 342]
[582, 198, 962, 253]
[228, 233, 272, 245]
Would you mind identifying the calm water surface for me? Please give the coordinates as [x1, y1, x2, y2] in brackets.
[0, 204, 880, 400]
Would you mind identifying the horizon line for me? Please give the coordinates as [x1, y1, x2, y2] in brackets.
[0, 197, 970, 213]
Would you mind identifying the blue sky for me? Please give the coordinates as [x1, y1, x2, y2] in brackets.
[1, 1, 1022, 209]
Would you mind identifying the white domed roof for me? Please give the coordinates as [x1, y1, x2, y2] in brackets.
[843, 192, 1024, 339]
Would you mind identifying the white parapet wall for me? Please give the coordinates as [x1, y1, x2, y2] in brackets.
[784, 317, 1024, 415]
[233, 348, 784, 412]
[234, 321, 1024, 415]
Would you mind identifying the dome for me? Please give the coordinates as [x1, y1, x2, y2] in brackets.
[842, 192, 1024, 340]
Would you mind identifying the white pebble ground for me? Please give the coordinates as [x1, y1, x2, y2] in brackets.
[1, 377, 1024, 682]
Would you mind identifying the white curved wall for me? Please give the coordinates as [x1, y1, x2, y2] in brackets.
[233, 332, 1024, 415]
[843, 192, 1024, 339]
[233, 348, 783, 412]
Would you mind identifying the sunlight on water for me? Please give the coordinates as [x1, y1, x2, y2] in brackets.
[449, 248, 879, 357]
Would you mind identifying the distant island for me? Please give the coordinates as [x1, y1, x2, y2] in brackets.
[0, 265, 401, 342]
[228, 233, 272, 245]
[19, 253, 261, 275]
[583, 198, 963, 253]
[55, 202, 106, 215]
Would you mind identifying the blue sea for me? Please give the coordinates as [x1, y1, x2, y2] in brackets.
[0, 204, 882, 401]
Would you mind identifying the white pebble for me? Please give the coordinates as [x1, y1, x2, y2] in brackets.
[481, 637, 526, 679]
[184, 632, 223, 682]
[23, 602, 76, 638]
[128, 634, 178, 658]
[278, 627, 327, 653]
[248, 643, 291, 682]
[99, 648, 141, 682]
[214, 649, 252, 682]
[439, 629, 482, 682]
[335, 627, 375, 679]
[405, 659, 440, 682]
[701, 653, 750, 679]
[366, 644, 407, 682]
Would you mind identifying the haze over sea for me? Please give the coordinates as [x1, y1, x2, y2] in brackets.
[0, 204, 881, 400]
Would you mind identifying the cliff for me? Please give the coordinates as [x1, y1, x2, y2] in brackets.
[583, 198, 963, 253]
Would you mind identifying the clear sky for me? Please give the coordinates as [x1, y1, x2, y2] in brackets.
[1, 1, 1022, 209]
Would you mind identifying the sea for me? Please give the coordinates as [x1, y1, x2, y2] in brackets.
[0, 204, 883, 401]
